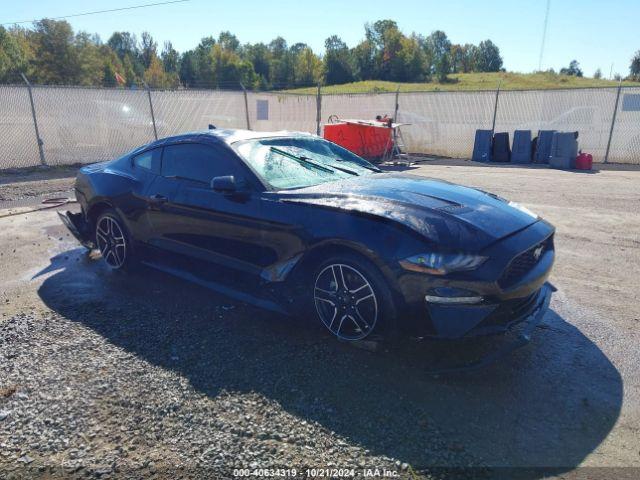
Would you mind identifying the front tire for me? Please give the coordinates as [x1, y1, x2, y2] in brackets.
[95, 209, 133, 270]
[312, 254, 395, 341]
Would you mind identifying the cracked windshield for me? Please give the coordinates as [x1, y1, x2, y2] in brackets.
[235, 137, 380, 189]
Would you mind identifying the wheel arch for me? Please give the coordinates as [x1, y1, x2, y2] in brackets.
[86, 200, 116, 233]
[287, 240, 404, 308]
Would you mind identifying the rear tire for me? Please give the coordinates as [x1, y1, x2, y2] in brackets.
[95, 209, 134, 271]
[311, 253, 396, 342]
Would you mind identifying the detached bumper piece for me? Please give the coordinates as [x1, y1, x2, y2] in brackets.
[58, 211, 94, 249]
[425, 282, 555, 375]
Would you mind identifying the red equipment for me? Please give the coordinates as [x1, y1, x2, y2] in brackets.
[575, 152, 593, 170]
[323, 119, 394, 160]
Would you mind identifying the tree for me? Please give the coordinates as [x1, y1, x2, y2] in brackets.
[425, 31, 451, 80]
[31, 19, 81, 84]
[560, 60, 583, 77]
[144, 55, 171, 88]
[395, 34, 427, 82]
[0, 26, 30, 82]
[630, 51, 640, 80]
[294, 47, 321, 86]
[352, 39, 376, 80]
[593, 68, 602, 79]
[122, 53, 139, 86]
[209, 43, 255, 88]
[218, 31, 240, 52]
[268, 37, 295, 87]
[140, 31, 157, 69]
[243, 43, 271, 87]
[476, 40, 503, 72]
[2, 18, 513, 90]
[323, 35, 355, 85]
[178, 50, 198, 87]
[161, 41, 180, 87]
[460, 44, 478, 73]
[449, 44, 464, 73]
[107, 32, 137, 60]
[75, 32, 104, 86]
[102, 62, 117, 87]
[161, 41, 179, 73]
[425, 31, 451, 62]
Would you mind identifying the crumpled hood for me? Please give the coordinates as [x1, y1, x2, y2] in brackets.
[278, 173, 540, 251]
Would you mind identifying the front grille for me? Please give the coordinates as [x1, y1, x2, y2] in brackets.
[498, 235, 553, 288]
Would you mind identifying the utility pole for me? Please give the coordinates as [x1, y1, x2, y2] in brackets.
[538, 0, 551, 71]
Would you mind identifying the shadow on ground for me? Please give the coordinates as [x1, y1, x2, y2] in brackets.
[36, 248, 623, 476]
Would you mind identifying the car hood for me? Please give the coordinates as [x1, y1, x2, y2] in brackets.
[277, 173, 540, 251]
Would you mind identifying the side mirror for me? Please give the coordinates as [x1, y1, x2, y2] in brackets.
[211, 175, 236, 193]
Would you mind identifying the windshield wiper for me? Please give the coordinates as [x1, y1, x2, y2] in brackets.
[351, 162, 382, 172]
[270, 147, 335, 173]
[323, 163, 359, 175]
[327, 155, 381, 172]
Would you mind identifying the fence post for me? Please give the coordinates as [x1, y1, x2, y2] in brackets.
[393, 85, 400, 121]
[240, 83, 251, 130]
[604, 81, 622, 164]
[316, 82, 322, 136]
[21, 73, 46, 166]
[491, 82, 501, 134]
[145, 83, 158, 141]
[393, 85, 400, 149]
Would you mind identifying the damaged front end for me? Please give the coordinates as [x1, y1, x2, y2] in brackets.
[58, 211, 94, 249]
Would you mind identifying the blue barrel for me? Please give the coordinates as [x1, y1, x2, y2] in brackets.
[511, 130, 532, 164]
[534, 130, 556, 163]
[472, 129, 493, 162]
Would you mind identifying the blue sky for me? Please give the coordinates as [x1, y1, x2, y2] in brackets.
[2, 0, 637, 78]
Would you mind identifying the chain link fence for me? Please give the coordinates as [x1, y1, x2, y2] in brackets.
[1, 83, 639, 169]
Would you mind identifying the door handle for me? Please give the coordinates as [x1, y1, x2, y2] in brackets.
[148, 194, 168, 205]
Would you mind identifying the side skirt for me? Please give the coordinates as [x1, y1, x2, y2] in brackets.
[141, 259, 289, 316]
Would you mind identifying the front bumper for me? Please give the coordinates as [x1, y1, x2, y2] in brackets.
[58, 210, 94, 249]
[426, 279, 552, 339]
[425, 282, 555, 374]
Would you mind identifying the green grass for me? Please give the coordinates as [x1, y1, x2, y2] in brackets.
[285, 72, 640, 94]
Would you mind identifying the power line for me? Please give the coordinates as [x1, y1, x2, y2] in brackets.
[538, 0, 551, 71]
[1, 0, 190, 26]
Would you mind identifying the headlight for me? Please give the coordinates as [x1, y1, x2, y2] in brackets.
[399, 252, 487, 275]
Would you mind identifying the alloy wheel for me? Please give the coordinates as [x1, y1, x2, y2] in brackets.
[314, 263, 378, 341]
[96, 216, 127, 269]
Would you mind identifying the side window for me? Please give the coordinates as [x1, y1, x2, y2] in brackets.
[161, 143, 240, 184]
[132, 148, 161, 173]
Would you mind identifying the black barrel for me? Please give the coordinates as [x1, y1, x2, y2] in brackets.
[492, 132, 511, 162]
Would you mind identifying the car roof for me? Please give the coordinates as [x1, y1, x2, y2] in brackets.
[140, 128, 316, 152]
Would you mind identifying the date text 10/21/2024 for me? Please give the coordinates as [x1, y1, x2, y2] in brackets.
[232, 468, 401, 477]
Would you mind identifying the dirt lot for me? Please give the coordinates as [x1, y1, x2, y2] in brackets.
[1, 161, 639, 479]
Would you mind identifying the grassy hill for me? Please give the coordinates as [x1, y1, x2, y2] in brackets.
[286, 72, 640, 94]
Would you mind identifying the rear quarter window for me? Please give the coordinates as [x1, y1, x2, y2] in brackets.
[132, 148, 161, 174]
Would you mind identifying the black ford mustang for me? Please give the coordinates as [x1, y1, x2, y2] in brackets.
[60, 129, 554, 346]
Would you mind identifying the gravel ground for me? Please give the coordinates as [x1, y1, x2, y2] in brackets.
[1, 160, 639, 479]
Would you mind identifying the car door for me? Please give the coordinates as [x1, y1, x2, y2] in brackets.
[147, 142, 274, 277]
[124, 146, 164, 242]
